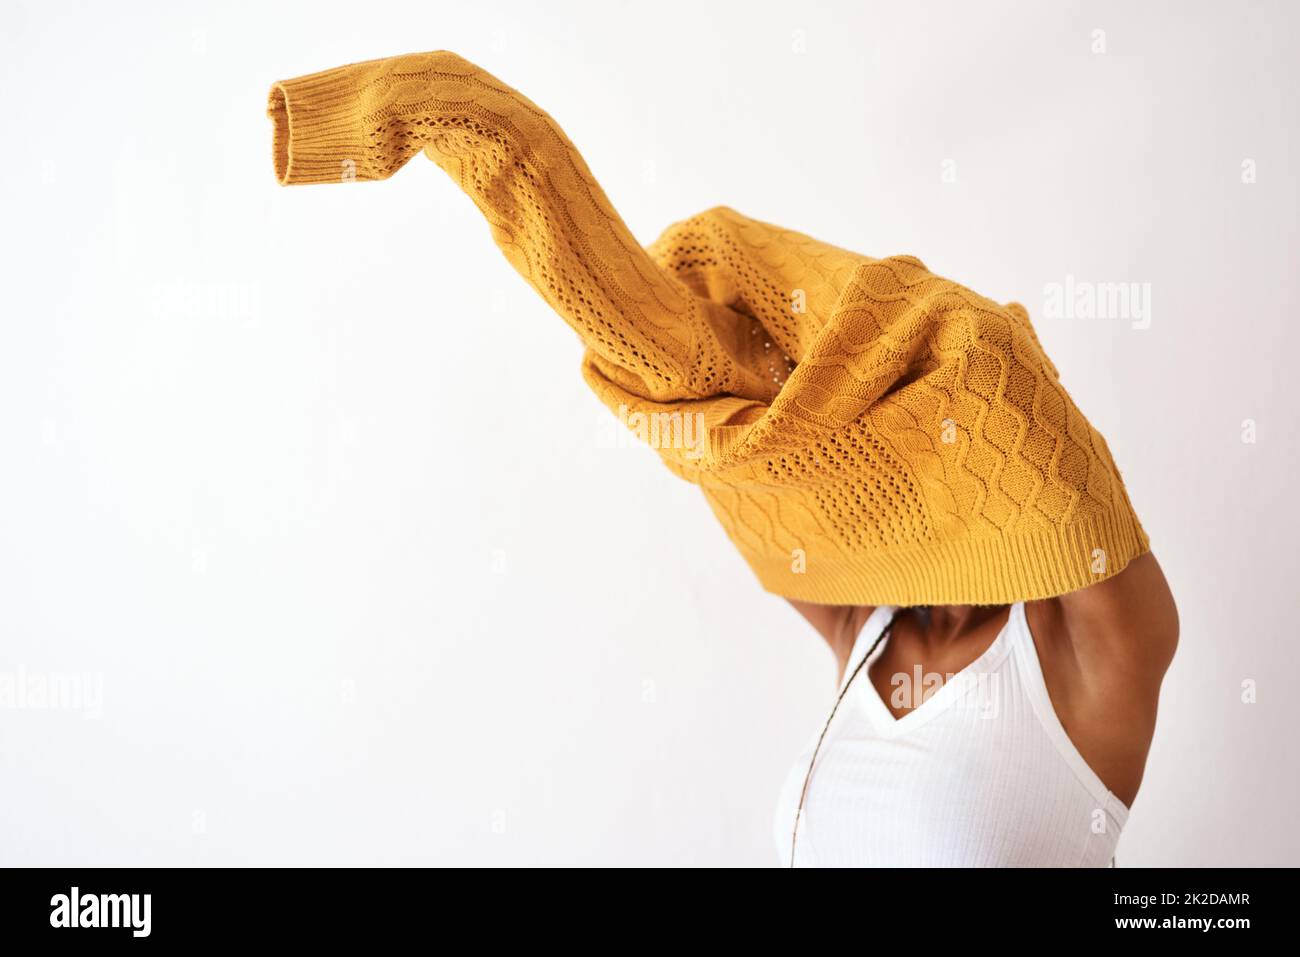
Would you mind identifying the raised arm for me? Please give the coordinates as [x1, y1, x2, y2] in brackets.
[1029, 551, 1179, 806]
[786, 598, 878, 680]
[1052, 551, 1179, 677]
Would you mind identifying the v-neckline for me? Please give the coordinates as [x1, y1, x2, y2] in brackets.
[851, 605, 1019, 738]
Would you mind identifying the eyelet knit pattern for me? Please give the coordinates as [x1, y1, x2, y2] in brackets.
[268, 51, 1149, 605]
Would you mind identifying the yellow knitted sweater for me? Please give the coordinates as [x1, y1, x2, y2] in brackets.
[267, 51, 1149, 606]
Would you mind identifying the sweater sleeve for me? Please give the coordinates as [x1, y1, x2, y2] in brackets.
[268, 51, 768, 403]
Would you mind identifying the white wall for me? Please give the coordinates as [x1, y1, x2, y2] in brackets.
[1, 0, 1296, 866]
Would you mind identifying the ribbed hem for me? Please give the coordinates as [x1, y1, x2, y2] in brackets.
[745, 509, 1151, 606]
[267, 68, 372, 185]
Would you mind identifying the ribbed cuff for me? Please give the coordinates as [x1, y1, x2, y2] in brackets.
[267, 67, 372, 185]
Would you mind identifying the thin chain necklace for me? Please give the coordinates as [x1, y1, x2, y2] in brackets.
[789, 608, 903, 868]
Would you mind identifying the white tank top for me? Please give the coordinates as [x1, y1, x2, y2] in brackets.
[773, 603, 1129, 867]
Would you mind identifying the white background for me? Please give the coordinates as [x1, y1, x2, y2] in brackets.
[2, 0, 1297, 866]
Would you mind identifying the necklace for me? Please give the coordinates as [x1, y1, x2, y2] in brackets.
[789, 608, 902, 868]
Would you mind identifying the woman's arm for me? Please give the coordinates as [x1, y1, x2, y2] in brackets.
[1029, 551, 1179, 806]
[1054, 551, 1180, 676]
[786, 599, 876, 679]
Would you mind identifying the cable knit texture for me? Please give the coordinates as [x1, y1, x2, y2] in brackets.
[267, 51, 1150, 605]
